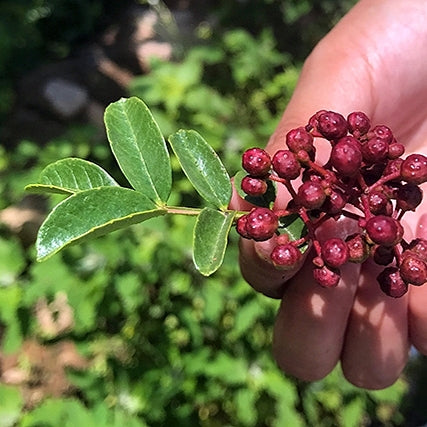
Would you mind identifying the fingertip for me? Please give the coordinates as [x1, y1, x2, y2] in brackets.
[340, 262, 409, 390]
[239, 237, 297, 298]
[341, 365, 404, 390]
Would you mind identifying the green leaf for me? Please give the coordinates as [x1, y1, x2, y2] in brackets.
[25, 158, 119, 195]
[0, 384, 24, 427]
[104, 97, 171, 203]
[203, 352, 248, 384]
[20, 398, 94, 427]
[193, 207, 235, 276]
[36, 187, 166, 261]
[278, 213, 308, 252]
[340, 397, 365, 427]
[235, 388, 258, 426]
[169, 129, 231, 210]
[0, 286, 23, 353]
[0, 237, 25, 286]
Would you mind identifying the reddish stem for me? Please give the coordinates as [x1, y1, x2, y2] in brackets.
[298, 207, 322, 257]
[366, 170, 401, 193]
[306, 159, 337, 184]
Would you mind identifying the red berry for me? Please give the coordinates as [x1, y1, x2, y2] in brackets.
[365, 215, 401, 247]
[296, 149, 312, 164]
[401, 154, 427, 184]
[242, 148, 271, 177]
[270, 243, 302, 270]
[245, 207, 278, 241]
[241, 176, 268, 197]
[383, 158, 403, 176]
[347, 111, 371, 136]
[236, 215, 250, 239]
[346, 233, 370, 263]
[322, 188, 347, 215]
[399, 253, 427, 286]
[377, 267, 408, 298]
[330, 136, 362, 177]
[307, 110, 328, 136]
[316, 111, 348, 140]
[297, 181, 326, 210]
[372, 245, 395, 266]
[313, 265, 341, 288]
[367, 190, 392, 215]
[407, 238, 427, 262]
[302, 168, 323, 183]
[321, 238, 349, 268]
[368, 125, 394, 144]
[272, 150, 301, 180]
[396, 183, 423, 211]
[361, 137, 389, 164]
[388, 143, 405, 159]
[286, 127, 314, 153]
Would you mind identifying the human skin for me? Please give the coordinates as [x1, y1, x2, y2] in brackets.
[230, 0, 427, 389]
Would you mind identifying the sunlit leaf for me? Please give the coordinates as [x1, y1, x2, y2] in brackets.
[169, 129, 231, 210]
[25, 158, 118, 195]
[193, 207, 235, 276]
[105, 97, 171, 204]
[36, 187, 166, 261]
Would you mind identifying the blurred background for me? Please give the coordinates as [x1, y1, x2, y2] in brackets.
[1, 1, 427, 425]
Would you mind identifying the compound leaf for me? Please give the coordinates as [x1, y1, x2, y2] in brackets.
[36, 186, 166, 261]
[169, 130, 232, 210]
[105, 97, 171, 204]
[25, 158, 119, 195]
[193, 207, 235, 276]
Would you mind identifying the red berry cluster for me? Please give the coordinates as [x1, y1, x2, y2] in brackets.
[237, 110, 427, 297]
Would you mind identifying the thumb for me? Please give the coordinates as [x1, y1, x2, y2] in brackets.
[234, 0, 378, 296]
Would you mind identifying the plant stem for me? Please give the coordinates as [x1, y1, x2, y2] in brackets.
[165, 206, 203, 216]
[165, 206, 248, 218]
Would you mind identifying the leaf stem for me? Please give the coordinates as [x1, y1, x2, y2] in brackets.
[165, 206, 248, 218]
[165, 206, 204, 216]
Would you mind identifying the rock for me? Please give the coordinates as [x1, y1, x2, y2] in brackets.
[43, 77, 88, 119]
[1, 2, 204, 147]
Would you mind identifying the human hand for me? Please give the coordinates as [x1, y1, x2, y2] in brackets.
[230, 0, 427, 389]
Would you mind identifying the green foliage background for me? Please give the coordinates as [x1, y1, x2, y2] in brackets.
[1, 1, 426, 425]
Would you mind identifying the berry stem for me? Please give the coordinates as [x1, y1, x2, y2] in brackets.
[269, 174, 299, 200]
[275, 209, 295, 218]
[394, 245, 403, 266]
[306, 159, 337, 184]
[366, 170, 401, 194]
[360, 194, 373, 220]
[298, 207, 322, 258]
[396, 209, 405, 221]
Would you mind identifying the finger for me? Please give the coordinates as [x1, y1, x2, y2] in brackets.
[409, 212, 427, 354]
[341, 261, 409, 389]
[273, 255, 360, 381]
[239, 237, 306, 299]
[273, 216, 360, 380]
